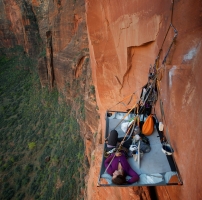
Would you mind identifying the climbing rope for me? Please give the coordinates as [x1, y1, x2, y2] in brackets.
[104, 122, 135, 174]
[104, 0, 183, 182]
[107, 21, 178, 120]
[112, 103, 138, 130]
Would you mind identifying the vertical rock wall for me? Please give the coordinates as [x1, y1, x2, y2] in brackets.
[86, 0, 202, 199]
[1, 0, 202, 199]
[0, 1, 100, 198]
[0, 0, 41, 56]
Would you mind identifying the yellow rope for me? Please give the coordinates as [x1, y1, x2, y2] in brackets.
[113, 103, 138, 130]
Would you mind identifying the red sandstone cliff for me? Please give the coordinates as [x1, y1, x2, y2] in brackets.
[86, 0, 202, 200]
[0, 1, 99, 198]
[0, 0, 202, 199]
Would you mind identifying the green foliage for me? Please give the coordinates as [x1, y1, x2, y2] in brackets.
[91, 154, 95, 161]
[28, 142, 36, 150]
[0, 46, 87, 200]
[90, 85, 95, 94]
[94, 131, 98, 138]
[38, 49, 46, 58]
[2, 182, 15, 200]
[16, 192, 25, 200]
[21, 176, 30, 186]
[24, 163, 34, 175]
[75, 96, 85, 120]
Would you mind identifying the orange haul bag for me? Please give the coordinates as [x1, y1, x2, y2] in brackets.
[142, 115, 154, 136]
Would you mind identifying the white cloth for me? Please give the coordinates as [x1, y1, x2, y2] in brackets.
[138, 173, 163, 184]
[159, 122, 164, 131]
[121, 120, 134, 132]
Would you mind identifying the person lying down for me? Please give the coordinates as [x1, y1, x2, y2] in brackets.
[104, 130, 139, 185]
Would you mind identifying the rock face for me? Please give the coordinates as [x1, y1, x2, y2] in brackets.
[0, 1, 100, 198]
[85, 0, 202, 200]
[0, 0, 41, 56]
[0, 0, 202, 199]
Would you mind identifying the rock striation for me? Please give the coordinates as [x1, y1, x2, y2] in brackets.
[0, 0, 202, 199]
[0, 1, 99, 198]
[85, 0, 202, 200]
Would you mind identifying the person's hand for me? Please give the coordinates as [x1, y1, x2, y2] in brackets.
[115, 152, 122, 157]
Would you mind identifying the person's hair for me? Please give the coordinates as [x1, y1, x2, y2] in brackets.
[112, 175, 126, 185]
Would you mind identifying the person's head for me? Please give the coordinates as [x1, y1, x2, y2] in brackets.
[112, 170, 126, 185]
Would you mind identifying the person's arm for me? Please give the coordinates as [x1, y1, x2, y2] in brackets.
[120, 155, 139, 184]
[126, 168, 139, 184]
[104, 154, 115, 175]
[104, 152, 121, 175]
